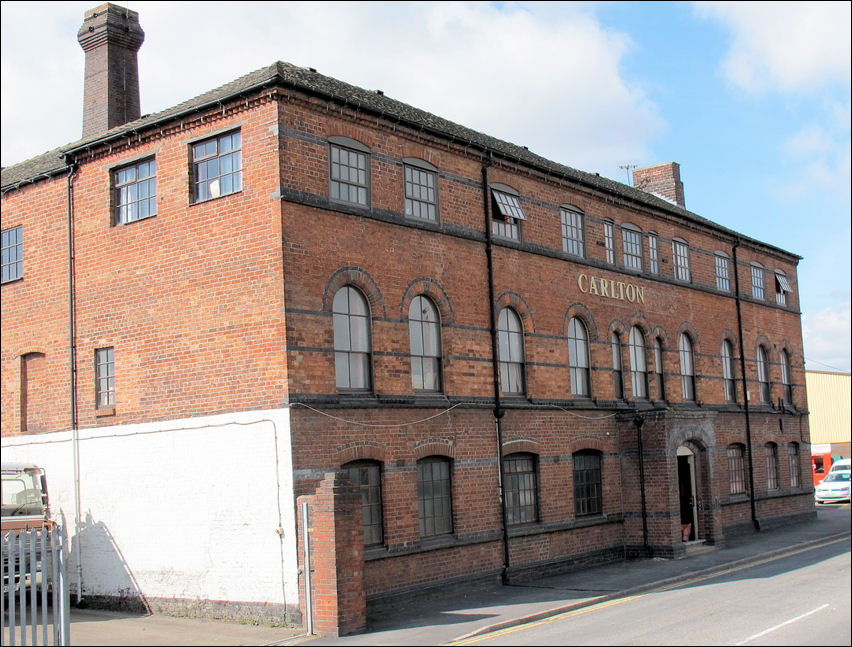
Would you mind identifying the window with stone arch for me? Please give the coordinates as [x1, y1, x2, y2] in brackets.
[333, 286, 372, 391]
[787, 443, 801, 488]
[567, 317, 591, 397]
[722, 339, 737, 403]
[765, 442, 779, 490]
[497, 307, 525, 395]
[757, 345, 770, 404]
[409, 295, 442, 392]
[342, 460, 383, 545]
[611, 331, 624, 400]
[622, 223, 643, 271]
[573, 450, 603, 516]
[653, 337, 666, 401]
[503, 453, 538, 524]
[417, 456, 453, 537]
[781, 349, 793, 405]
[679, 333, 696, 401]
[628, 326, 648, 399]
[727, 444, 746, 495]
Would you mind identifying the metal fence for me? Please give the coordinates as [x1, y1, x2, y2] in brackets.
[2, 526, 70, 646]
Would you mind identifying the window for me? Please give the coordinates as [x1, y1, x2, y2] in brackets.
[611, 332, 624, 399]
[750, 263, 765, 300]
[114, 158, 156, 224]
[330, 140, 370, 206]
[192, 131, 242, 202]
[715, 252, 731, 291]
[342, 461, 383, 545]
[757, 346, 770, 404]
[95, 347, 115, 409]
[567, 317, 590, 397]
[628, 326, 647, 399]
[775, 270, 791, 306]
[1, 225, 23, 284]
[766, 443, 779, 490]
[560, 207, 584, 257]
[722, 340, 737, 403]
[622, 225, 643, 271]
[788, 443, 800, 488]
[491, 188, 525, 240]
[333, 286, 372, 390]
[503, 453, 538, 524]
[672, 238, 690, 281]
[781, 350, 792, 405]
[653, 338, 666, 401]
[497, 308, 525, 394]
[417, 457, 453, 537]
[727, 444, 746, 495]
[648, 233, 659, 274]
[409, 295, 441, 392]
[603, 221, 615, 264]
[573, 450, 602, 516]
[679, 333, 695, 401]
[404, 160, 438, 221]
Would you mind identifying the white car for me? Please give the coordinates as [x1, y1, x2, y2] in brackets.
[827, 458, 851, 475]
[814, 471, 851, 504]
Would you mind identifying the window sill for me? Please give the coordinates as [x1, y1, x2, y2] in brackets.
[95, 407, 115, 417]
[190, 189, 243, 207]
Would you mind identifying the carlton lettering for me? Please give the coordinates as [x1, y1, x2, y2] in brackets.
[578, 274, 645, 304]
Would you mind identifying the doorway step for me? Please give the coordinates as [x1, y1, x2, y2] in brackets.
[679, 539, 716, 559]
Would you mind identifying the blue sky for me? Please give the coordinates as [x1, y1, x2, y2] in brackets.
[2, 1, 849, 372]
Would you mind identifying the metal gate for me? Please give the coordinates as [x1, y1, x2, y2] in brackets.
[2, 526, 70, 646]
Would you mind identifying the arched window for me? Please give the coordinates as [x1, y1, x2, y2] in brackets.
[611, 332, 624, 399]
[757, 346, 770, 404]
[497, 308, 525, 395]
[409, 295, 442, 392]
[342, 460, 383, 545]
[672, 238, 691, 282]
[654, 337, 666, 401]
[503, 453, 538, 524]
[679, 333, 695, 401]
[333, 286, 372, 390]
[722, 340, 736, 403]
[560, 207, 584, 257]
[787, 443, 800, 488]
[622, 224, 643, 271]
[781, 349, 792, 405]
[417, 456, 453, 537]
[727, 444, 746, 495]
[573, 450, 603, 516]
[765, 443, 779, 490]
[628, 326, 647, 399]
[715, 252, 731, 291]
[567, 317, 590, 397]
[751, 262, 765, 300]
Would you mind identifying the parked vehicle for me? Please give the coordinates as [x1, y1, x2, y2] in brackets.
[814, 471, 851, 504]
[827, 458, 851, 475]
[1, 463, 52, 531]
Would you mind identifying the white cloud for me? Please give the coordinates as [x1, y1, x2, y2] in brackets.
[694, 1, 851, 94]
[1, 1, 664, 179]
[803, 301, 852, 372]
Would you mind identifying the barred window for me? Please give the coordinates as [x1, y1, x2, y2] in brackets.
[498, 308, 525, 395]
[751, 263, 765, 300]
[409, 295, 441, 392]
[604, 221, 615, 264]
[333, 286, 372, 391]
[567, 317, 590, 397]
[672, 238, 690, 282]
[404, 161, 438, 221]
[648, 233, 659, 274]
[192, 131, 242, 202]
[727, 444, 746, 495]
[1, 225, 23, 284]
[417, 457, 453, 537]
[330, 140, 370, 206]
[611, 332, 624, 399]
[573, 451, 602, 516]
[654, 338, 666, 401]
[766, 443, 779, 490]
[715, 252, 731, 291]
[622, 225, 643, 271]
[788, 443, 800, 488]
[679, 333, 695, 401]
[114, 158, 157, 224]
[628, 326, 647, 399]
[95, 347, 115, 409]
[757, 346, 770, 404]
[342, 460, 383, 545]
[722, 340, 737, 403]
[503, 454, 538, 524]
[561, 207, 584, 257]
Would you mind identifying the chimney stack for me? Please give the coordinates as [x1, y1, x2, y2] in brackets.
[77, 3, 145, 139]
[632, 162, 686, 208]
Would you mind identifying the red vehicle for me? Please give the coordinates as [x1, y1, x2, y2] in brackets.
[812, 450, 834, 486]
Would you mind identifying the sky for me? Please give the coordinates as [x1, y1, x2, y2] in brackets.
[2, 1, 850, 373]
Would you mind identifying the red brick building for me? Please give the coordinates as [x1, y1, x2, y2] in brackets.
[1, 3, 814, 634]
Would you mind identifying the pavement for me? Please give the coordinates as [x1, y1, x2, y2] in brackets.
[18, 505, 851, 646]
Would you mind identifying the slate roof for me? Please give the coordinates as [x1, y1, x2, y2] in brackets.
[1, 61, 799, 259]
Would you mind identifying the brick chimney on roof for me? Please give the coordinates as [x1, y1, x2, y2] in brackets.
[632, 162, 685, 208]
[77, 3, 145, 139]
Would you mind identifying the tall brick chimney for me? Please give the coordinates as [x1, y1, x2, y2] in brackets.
[632, 162, 685, 208]
[77, 3, 145, 138]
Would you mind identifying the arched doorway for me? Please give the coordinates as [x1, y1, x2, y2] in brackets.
[677, 445, 698, 542]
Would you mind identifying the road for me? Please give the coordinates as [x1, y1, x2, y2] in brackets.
[451, 539, 851, 646]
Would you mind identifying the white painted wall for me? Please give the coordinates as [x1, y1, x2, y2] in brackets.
[1, 408, 298, 609]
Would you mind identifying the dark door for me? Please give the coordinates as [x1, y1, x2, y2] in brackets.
[678, 455, 694, 541]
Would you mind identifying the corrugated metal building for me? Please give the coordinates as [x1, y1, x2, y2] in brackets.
[806, 370, 851, 458]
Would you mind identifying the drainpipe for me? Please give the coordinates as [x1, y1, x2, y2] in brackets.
[633, 416, 650, 556]
[65, 158, 84, 601]
[732, 239, 759, 531]
[482, 154, 511, 584]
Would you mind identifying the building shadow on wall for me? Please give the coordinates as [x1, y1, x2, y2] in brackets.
[68, 511, 151, 614]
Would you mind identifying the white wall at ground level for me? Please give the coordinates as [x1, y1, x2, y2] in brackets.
[1, 409, 298, 609]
